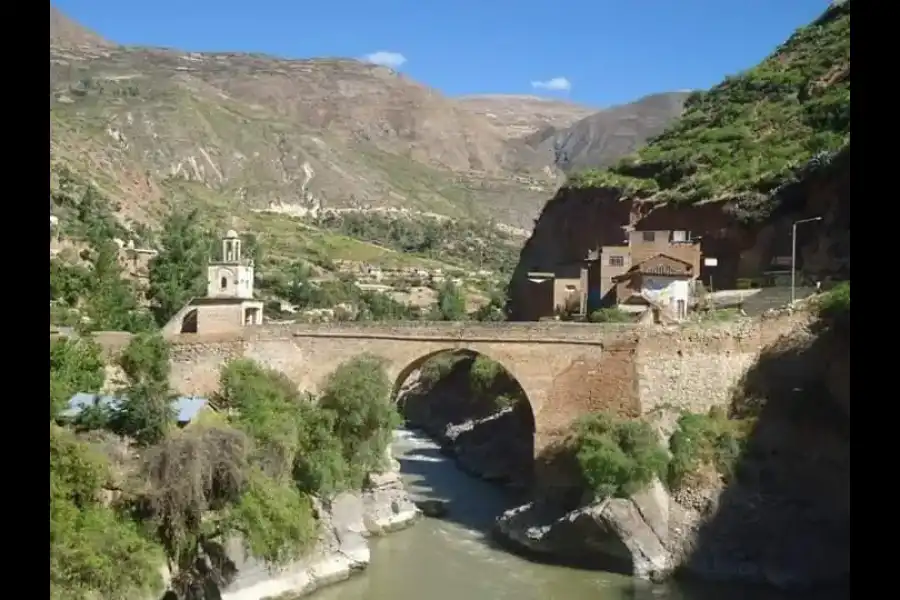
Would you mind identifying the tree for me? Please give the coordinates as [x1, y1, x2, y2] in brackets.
[434, 280, 467, 321]
[82, 241, 155, 333]
[147, 210, 212, 326]
[317, 354, 399, 485]
[50, 424, 164, 600]
[110, 333, 176, 446]
[50, 337, 106, 419]
[473, 288, 507, 322]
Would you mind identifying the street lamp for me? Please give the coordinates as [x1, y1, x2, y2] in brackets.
[791, 216, 823, 304]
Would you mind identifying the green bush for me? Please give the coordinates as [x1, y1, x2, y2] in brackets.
[816, 281, 849, 330]
[572, 413, 669, 499]
[50, 337, 105, 419]
[225, 469, 319, 564]
[589, 307, 632, 323]
[667, 408, 752, 491]
[50, 425, 164, 600]
[469, 355, 502, 394]
[318, 354, 400, 486]
[418, 352, 463, 388]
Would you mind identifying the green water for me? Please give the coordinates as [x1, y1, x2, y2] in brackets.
[313, 430, 830, 600]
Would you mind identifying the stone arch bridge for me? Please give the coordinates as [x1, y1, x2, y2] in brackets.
[81, 318, 796, 453]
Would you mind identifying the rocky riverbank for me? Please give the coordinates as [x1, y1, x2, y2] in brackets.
[219, 462, 420, 600]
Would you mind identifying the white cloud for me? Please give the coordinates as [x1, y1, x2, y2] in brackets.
[530, 77, 572, 92]
[362, 51, 407, 68]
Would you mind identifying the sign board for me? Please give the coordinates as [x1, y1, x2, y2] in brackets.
[771, 256, 792, 267]
[703, 257, 719, 267]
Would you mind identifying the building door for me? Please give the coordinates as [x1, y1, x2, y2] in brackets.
[676, 299, 686, 320]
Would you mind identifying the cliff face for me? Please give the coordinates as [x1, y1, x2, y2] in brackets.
[508, 145, 849, 319]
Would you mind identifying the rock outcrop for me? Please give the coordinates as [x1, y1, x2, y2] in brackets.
[218, 464, 419, 600]
[496, 479, 673, 579]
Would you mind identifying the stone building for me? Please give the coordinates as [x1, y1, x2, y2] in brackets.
[163, 230, 265, 335]
[521, 229, 702, 321]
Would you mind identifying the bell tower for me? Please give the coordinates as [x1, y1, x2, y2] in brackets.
[207, 230, 255, 299]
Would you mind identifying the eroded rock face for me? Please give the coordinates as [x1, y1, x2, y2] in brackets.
[217, 465, 419, 600]
[495, 479, 672, 580]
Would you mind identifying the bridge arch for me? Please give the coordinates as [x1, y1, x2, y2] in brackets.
[391, 348, 537, 485]
[391, 349, 535, 415]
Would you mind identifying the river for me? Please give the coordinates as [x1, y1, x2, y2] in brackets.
[313, 429, 828, 600]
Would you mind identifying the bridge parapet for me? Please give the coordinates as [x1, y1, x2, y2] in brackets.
[163, 320, 640, 346]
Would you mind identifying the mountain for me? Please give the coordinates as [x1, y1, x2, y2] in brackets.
[457, 95, 597, 140]
[50, 5, 110, 48]
[49, 5, 685, 231]
[523, 92, 691, 172]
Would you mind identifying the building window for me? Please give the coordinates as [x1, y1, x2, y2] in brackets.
[220, 276, 227, 290]
[642, 231, 656, 243]
[609, 255, 625, 267]
[671, 230, 687, 242]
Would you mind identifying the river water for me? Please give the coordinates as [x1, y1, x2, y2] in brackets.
[313, 429, 821, 600]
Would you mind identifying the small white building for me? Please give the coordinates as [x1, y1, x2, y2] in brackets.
[612, 253, 696, 321]
[163, 230, 265, 335]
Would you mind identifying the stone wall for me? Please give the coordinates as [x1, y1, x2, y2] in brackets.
[636, 310, 814, 435]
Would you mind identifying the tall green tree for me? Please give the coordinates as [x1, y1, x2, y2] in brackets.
[434, 280, 467, 321]
[110, 333, 176, 446]
[82, 241, 154, 333]
[147, 210, 212, 326]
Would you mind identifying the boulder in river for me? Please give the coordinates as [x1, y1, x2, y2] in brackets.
[416, 499, 449, 518]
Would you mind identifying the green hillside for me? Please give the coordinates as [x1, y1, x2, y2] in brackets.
[569, 1, 850, 222]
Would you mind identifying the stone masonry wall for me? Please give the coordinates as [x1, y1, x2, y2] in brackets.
[636, 311, 814, 435]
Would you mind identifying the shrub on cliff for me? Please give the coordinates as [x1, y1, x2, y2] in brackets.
[318, 353, 400, 486]
[50, 424, 165, 600]
[418, 352, 465, 389]
[816, 281, 849, 333]
[667, 407, 752, 491]
[572, 413, 669, 499]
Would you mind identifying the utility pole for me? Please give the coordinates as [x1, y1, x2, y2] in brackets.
[791, 216, 823, 305]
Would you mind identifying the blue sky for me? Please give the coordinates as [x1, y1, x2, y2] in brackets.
[55, 0, 830, 108]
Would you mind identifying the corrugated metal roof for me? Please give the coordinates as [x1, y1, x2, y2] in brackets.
[60, 393, 209, 423]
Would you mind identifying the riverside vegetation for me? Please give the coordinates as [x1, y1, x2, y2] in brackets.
[50, 330, 400, 600]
